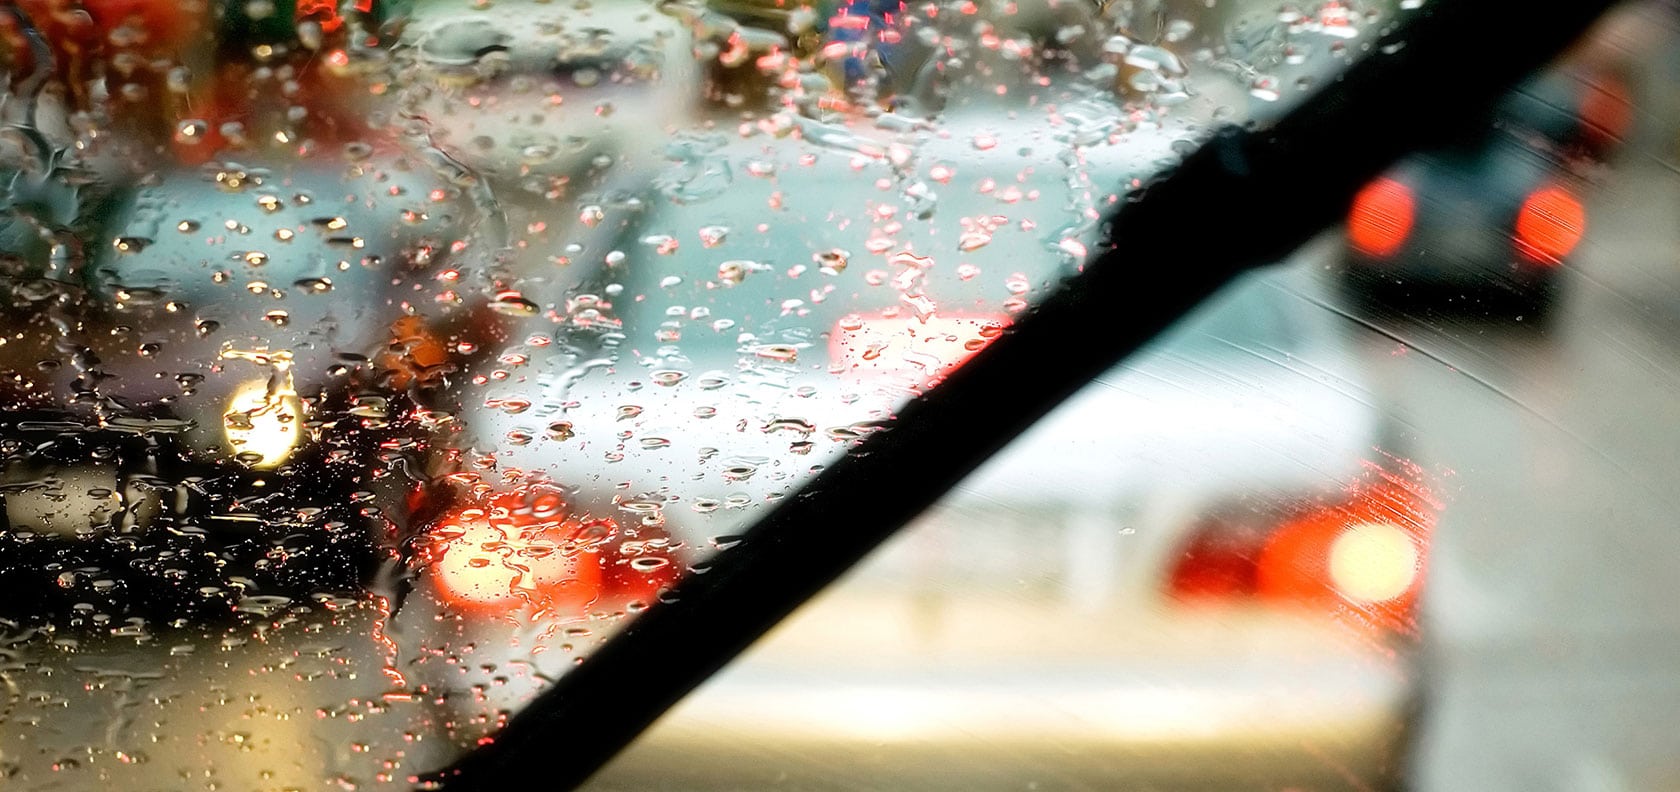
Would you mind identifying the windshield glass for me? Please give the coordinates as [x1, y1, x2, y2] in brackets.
[0, 0, 1661, 789]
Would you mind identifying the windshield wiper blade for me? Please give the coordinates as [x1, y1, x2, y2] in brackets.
[424, 1, 1621, 787]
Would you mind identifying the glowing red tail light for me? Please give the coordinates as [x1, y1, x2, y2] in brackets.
[424, 488, 609, 614]
[1515, 184, 1586, 265]
[1167, 531, 1261, 600]
[1166, 462, 1440, 636]
[1578, 71, 1634, 152]
[431, 518, 605, 613]
[1348, 177, 1416, 257]
[829, 312, 1009, 381]
[420, 486, 687, 615]
[603, 543, 682, 608]
[1256, 475, 1435, 635]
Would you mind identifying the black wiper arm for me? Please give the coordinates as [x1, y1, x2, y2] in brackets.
[425, 0, 1620, 787]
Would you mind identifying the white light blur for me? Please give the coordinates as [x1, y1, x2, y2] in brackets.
[224, 379, 303, 469]
[1327, 522, 1419, 603]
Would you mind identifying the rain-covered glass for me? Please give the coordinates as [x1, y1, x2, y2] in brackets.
[0, 0, 1668, 789]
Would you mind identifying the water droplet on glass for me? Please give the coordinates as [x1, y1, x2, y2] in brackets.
[718, 259, 765, 285]
[752, 345, 798, 363]
[815, 249, 849, 275]
[959, 231, 992, 251]
[491, 291, 540, 317]
[630, 557, 670, 572]
[699, 225, 730, 248]
[722, 461, 759, 482]
[174, 119, 210, 145]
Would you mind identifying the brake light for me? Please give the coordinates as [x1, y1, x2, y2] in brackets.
[1326, 522, 1421, 602]
[1167, 530, 1261, 600]
[1577, 71, 1633, 152]
[829, 313, 1008, 381]
[425, 489, 609, 614]
[1166, 462, 1439, 636]
[432, 520, 603, 612]
[1257, 473, 1437, 634]
[603, 540, 682, 608]
[1514, 184, 1586, 265]
[1347, 177, 1415, 257]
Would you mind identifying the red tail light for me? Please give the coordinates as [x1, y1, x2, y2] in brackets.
[1577, 71, 1634, 152]
[1347, 177, 1415, 257]
[424, 488, 609, 614]
[421, 486, 687, 615]
[829, 313, 1008, 381]
[1515, 184, 1586, 265]
[603, 538, 682, 609]
[1167, 462, 1440, 636]
[431, 518, 604, 613]
[1167, 530, 1262, 600]
[1256, 473, 1436, 635]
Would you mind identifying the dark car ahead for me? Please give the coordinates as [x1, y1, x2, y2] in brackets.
[1340, 61, 1631, 319]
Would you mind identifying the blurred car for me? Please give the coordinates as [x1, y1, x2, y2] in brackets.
[1339, 61, 1631, 320]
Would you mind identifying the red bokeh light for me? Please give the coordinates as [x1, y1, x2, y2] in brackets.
[1348, 177, 1416, 258]
[426, 489, 608, 614]
[1515, 184, 1586, 265]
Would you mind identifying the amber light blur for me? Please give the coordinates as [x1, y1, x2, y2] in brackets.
[381, 315, 453, 389]
[829, 313, 1008, 381]
[1515, 184, 1587, 265]
[1347, 177, 1416, 257]
[223, 379, 304, 469]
